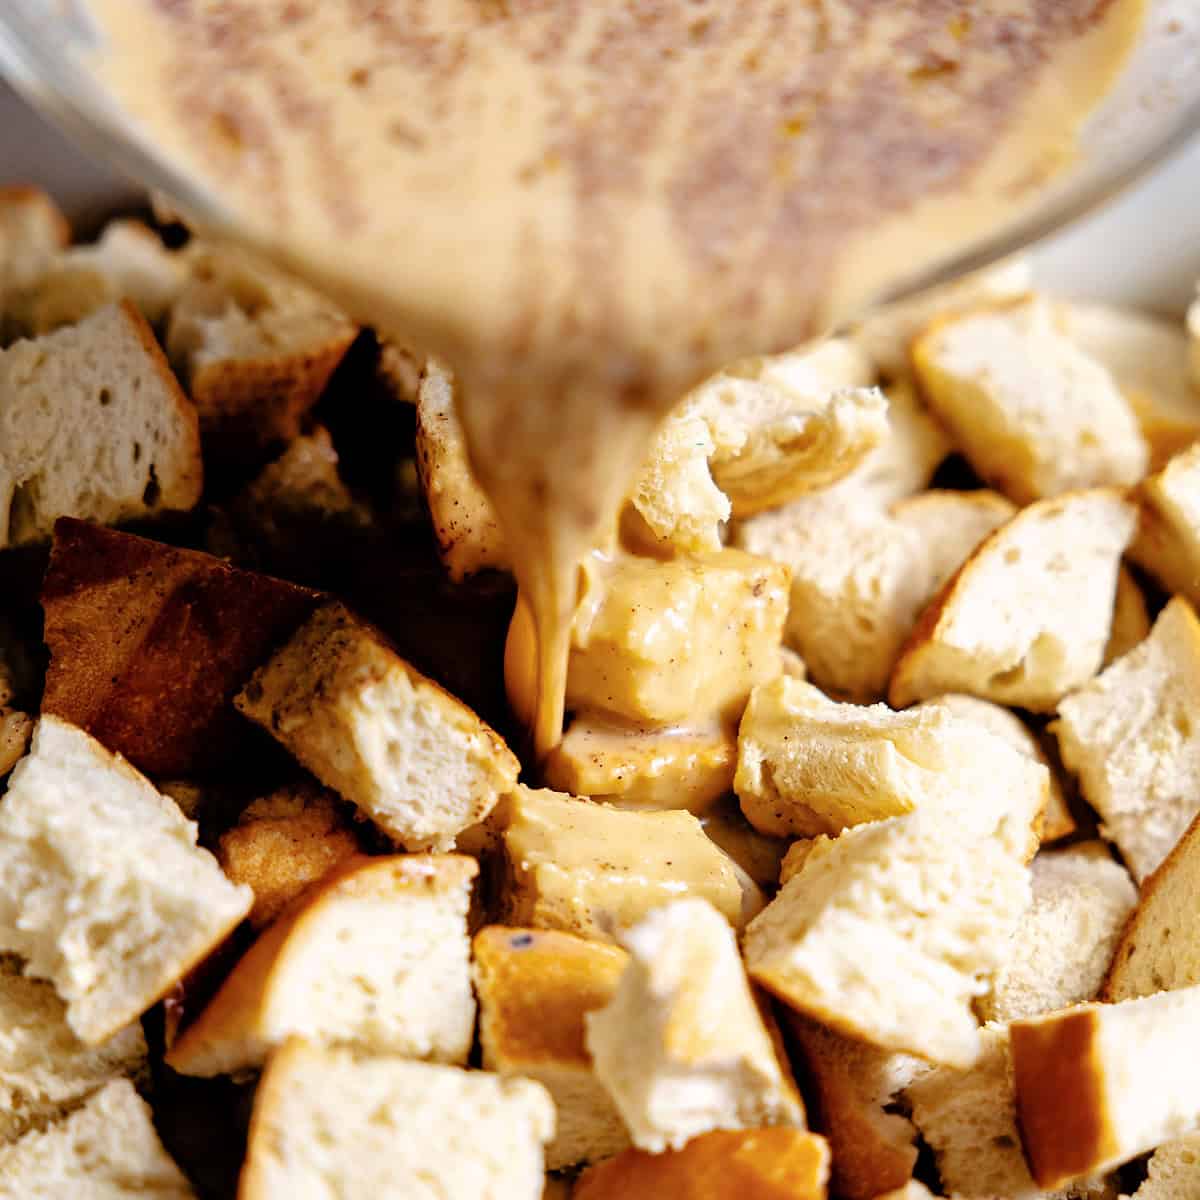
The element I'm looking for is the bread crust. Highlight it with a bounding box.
[1010,1007,1118,1189]
[573,1129,830,1200]
[41,519,320,776]
[167,854,476,1076]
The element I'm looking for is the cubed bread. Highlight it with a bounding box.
[0,1078,194,1199]
[683,338,882,516]
[543,715,735,813]
[625,408,730,554]
[0,186,69,296]
[41,519,320,777]
[166,243,357,450]
[734,489,1009,704]
[919,693,1074,842]
[785,1014,925,1200]
[906,1023,1109,1200]
[736,678,1047,859]
[498,787,750,940]
[216,783,363,929]
[980,844,1136,1024]
[236,601,519,851]
[0,717,251,1044]
[560,549,789,726]
[1190,292,1200,388]
[852,257,1032,378]
[744,812,1031,1066]
[1105,566,1151,667]
[6,220,188,337]
[167,854,476,1076]
[223,425,373,573]
[1129,441,1200,608]
[1126,1135,1200,1200]
[240,1040,554,1200]
[1103,810,1200,1002]
[1011,986,1200,1188]
[585,899,805,1152]
[870,1185,940,1200]
[573,1129,831,1200]
[890,490,1136,712]
[735,494,928,702]
[0,301,202,547]
[0,957,147,1146]
[911,296,1148,503]
[473,926,630,1169]
[1059,300,1200,469]
[1055,596,1200,882]
[890,489,1019,596]
[415,358,511,580]
[700,796,792,890]
[838,377,952,508]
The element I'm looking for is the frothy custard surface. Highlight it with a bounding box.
[85,0,1144,753]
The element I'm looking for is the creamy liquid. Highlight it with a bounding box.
[85,0,1144,755]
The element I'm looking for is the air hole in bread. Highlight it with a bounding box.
[142,467,160,507]
[98,387,111,407]
[1004,547,1021,565]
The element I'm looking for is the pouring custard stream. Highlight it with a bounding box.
[83,0,1144,757]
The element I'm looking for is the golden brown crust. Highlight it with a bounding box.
[786,1015,916,1200]
[472,926,627,1069]
[217,785,364,929]
[166,854,476,1074]
[190,331,357,449]
[238,1036,309,1200]
[1010,1008,1117,1189]
[573,1129,830,1199]
[1101,810,1200,1002]
[41,519,321,776]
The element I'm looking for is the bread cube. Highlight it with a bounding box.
[473,926,630,1169]
[415,358,511,580]
[1012,986,1200,1188]
[240,1041,553,1200]
[920,693,1074,842]
[736,678,1047,859]
[684,350,886,516]
[498,787,749,940]
[744,812,1031,1066]
[236,601,519,851]
[1055,596,1200,882]
[1104,810,1200,1002]
[981,844,1135,1024]
[166,243,357,450]
[1059,300,1200,470]
[890,489,1136,712]
[0,709,32,777]
[5,219,188,337]
[216,783,363,929]
[41,519,320,777]
[0,1079,194,1199]
[1126,1135,1200,1200]
[543,715,735,813]
[0,717,251,1044]
[1106,566,1151,666]
[852,257,1032,378]
[0,959,147,1146]
[785,1014,925,1200]
[565,550,789,725]
[735,495,928,702]
[167,855,476,1076]
[907,1023,1109,1200]
[1129,441,1200,609]
[625,408,730,554]
[0,186,69,297]
[0,302,201,547]
[585,899,805,1152]
[573,1129,831,1200]
[912,296,1148,503]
